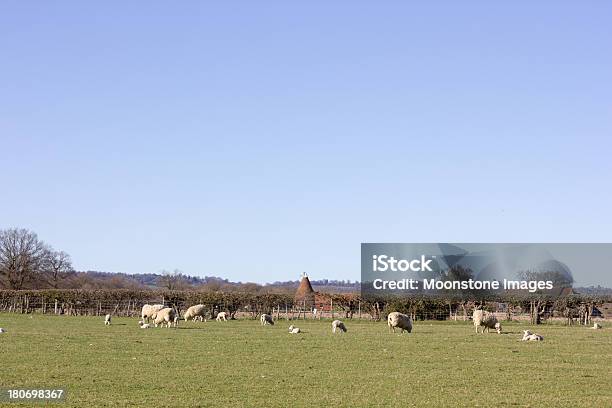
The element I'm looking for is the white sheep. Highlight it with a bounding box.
[141,304,165,323]
[216,311,228,321]
[260,314,274,326]
[472,308,502,334]
[184,304,207,322]
[521,330,544,341]
[332,320,347,333]
[0,328,5,333]
[288,325,301,334]
[592,322,602,329]
[388,312,412,334]
[152,307,178,328]
[104,314,111,325]
[139,320,152,329]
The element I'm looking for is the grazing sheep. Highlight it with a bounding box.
[592,322,602,329]
[141,304,165,323]
[521,330,544,341]
[260,314,274,326]
[184,304,207,322]
[152,307,178,328]
[288,325,301,334]
[332,320,347,333]
[104,314,111,325]
[0,328,5,333]
[387,312,412,334]
[216,311,228,321]
[472,308,502,334]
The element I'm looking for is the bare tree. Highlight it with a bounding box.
[45,250,75,288]
[0,228,50,289]
[518,269,573,288]
[158,269,187,290]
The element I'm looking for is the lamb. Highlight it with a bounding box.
[521,330,544,341]
[472,308,502,334]
[152,307,178,328]
[260,314,274,326]
[184,304,207,322]
[332,320,347,333]
[138,320,151,329]
[387,312,412,334]
[592,322,602,329]
[141,304,165,323]
[216,311,228,321]
[288,325,301,334]
[104,314,111,325]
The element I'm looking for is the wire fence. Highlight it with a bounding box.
[0,290,607,325]
[1,297,598,325]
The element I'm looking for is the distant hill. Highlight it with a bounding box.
[574,286,612,296]
[9,268,608,295]
[74,270,360,293]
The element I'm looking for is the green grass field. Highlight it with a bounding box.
[1,313,611,407]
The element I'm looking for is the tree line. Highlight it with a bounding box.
[0,289,609,326]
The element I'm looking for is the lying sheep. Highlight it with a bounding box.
[521,330,544,341]
[104,314,111,325]
[152,307,178,328]
[472,308,502,334]
[216,311,228,321]
[592,322,602,329]
[332,320,347,333]
[138,320,152,329]
[184,304,207,322]
[141,304,165,323]
[388,312,412,334]
[288,325,301,334]
[260,314,274,326]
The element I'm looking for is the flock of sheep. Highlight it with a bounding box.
[0,305,605,340]
[95,304,605,341]
[113,304,351,335]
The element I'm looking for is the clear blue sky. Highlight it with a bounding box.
[1,2,611,285]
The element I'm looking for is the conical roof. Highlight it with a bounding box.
[295,273,315,307]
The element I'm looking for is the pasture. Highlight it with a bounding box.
[1,313,611,407]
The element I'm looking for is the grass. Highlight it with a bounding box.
[1,313,611,407]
